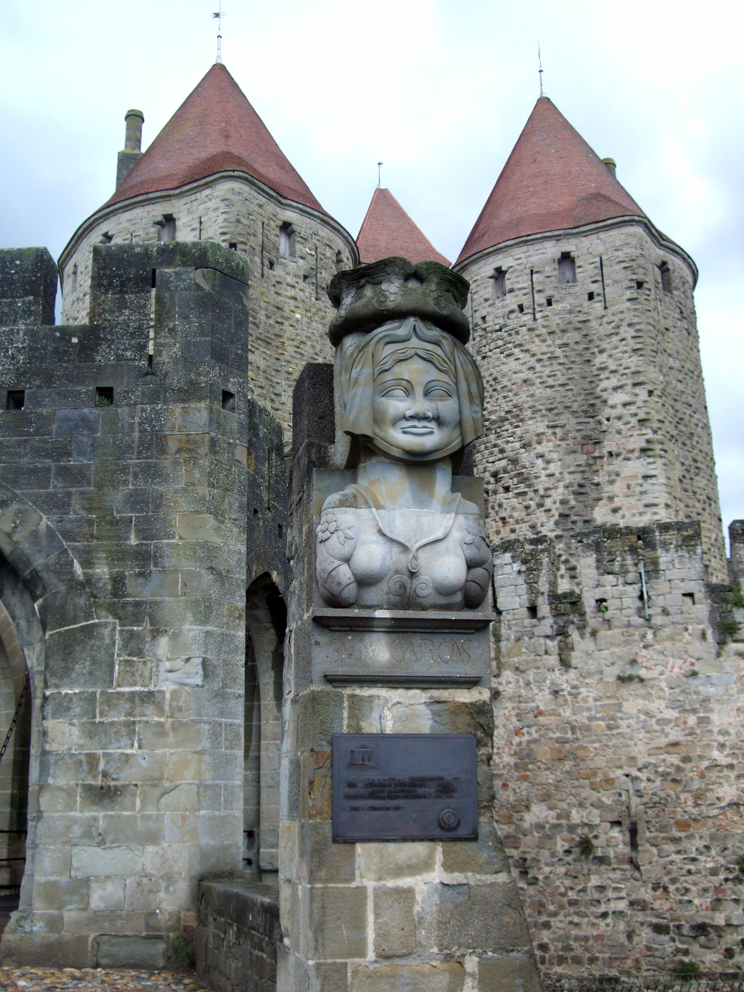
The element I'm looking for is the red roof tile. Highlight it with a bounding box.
[104,63,324,213]
[457,97,649,264]
[357,188,450,266]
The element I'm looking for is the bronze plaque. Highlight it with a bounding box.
[332,733,477,842]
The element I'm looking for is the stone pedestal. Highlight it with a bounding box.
[279,454,541,992]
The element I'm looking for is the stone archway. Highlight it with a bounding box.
[0,483,110,965]
[0,601,31,932]
[244,574,286,878]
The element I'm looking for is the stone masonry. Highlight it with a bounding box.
[489,521,744,973]
[456,217,727,584]
[452,210,744,977]
[59,175,358,441]
[0,242,284,966]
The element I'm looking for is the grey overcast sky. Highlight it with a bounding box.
[1,0,742,547]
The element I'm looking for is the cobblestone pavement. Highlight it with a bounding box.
[0,968,209,991]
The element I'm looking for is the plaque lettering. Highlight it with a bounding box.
[333,733,477,842]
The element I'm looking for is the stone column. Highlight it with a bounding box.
[279,261,541,992]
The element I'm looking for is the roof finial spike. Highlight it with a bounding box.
[377,162,383,188]
[538,43,545,97]
[212,3,226,63]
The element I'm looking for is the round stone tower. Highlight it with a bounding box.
[58,63,358,438]
[454,95,727,582]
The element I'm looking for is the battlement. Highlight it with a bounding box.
[0,248,57,328]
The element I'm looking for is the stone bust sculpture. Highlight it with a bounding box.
[317,258,492,611]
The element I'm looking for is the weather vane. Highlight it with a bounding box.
[213,3,226,64]
[538,43,545,97]
[377,162,383,188]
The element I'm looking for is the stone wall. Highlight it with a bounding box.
[197,880,280,992]
[58,174,358,441]
[0,243,280,966]
[456,218,727,584]
[488,519,744,976]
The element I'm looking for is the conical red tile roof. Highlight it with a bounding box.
[457,97,648,264]
[357,187,450,266]
[104,63,324,213]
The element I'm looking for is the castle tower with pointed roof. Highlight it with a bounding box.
[455,95,726,583]
[59,63,358,436]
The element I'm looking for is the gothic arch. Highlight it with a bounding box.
[244,573,286,877]
[0,582,34,922]
[0,483,100,931]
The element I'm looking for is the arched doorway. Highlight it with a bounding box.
[0,602,31,935]
[244,575,286,878]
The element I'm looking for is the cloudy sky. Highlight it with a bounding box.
[1,0,742,546]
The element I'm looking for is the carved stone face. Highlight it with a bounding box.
[372,352,463,459]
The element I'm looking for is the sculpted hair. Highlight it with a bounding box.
[341,317,484,463]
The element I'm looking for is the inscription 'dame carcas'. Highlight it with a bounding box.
[327,634,472,667]
[309,616,492,687]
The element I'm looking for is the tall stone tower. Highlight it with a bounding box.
[450,96,744,978]
[59,63,358,439]
[455,95,726,583]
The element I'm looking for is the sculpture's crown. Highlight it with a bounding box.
[328,257,470,346]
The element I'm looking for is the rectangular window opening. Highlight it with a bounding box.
[491,267,507,299]
[151,268,157,289]
[229,242,238,252]
[636,280,644,290]
[279,222,296,257]
[659,261,672,294]
[6,390,25,411]
[95,387,114,407]
[558,252,577,284]
[526,605,537,620]
[587,291,595,301]
[157,214,176,242]
[517,303,525,314]
[546,297,553,307]
[682,593,695,609]
[222,390,236,412]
